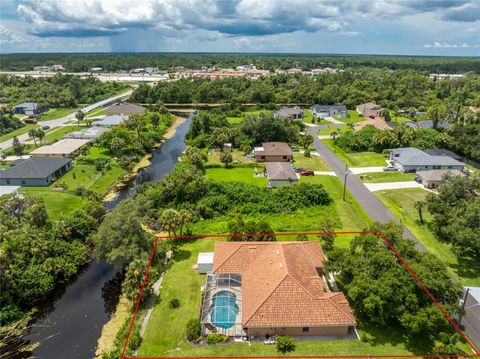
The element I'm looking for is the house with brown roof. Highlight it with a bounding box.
[200,242,356,338]
[356,102,384,118]
[254,142,293,162]
[354,117,392,132]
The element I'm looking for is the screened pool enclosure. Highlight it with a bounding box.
[200,273,245,337]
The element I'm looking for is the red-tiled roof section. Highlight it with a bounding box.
[212,241,356,328]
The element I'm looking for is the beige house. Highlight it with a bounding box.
[254,142,293,162]
[30,139,90,158]
[356,103,384,118]
[200,242,356,338]
[416,169,464,189]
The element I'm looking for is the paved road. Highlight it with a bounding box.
[306,125,426,251]
[0,90,132,150]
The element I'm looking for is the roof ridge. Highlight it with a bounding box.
[325,292,356,323]
[215,242,268,272]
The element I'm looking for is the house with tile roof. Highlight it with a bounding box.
[200,242,356,338]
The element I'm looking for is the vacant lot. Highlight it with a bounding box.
[20,187,84,220]
[293,153,331,171]
[206,150,256,166]
[360,172,416,183]
[323,139,387,167]
[333,110,364,124]
[375,188,480,286]
[226,110,271,124]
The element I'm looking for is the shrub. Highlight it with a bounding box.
[186,318,201,343]
[358,329,374,343]
[128,326,142,350]
[74,184,86,196]
[276,336,296,354]
[206,333,229,344]
[169,298,180,309]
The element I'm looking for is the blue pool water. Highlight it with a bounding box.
[209,291,239,329]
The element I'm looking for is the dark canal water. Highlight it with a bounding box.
[18,115,192,359]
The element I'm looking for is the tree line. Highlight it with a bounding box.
[1,53,479,73]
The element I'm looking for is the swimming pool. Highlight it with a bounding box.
[209,291,239,329]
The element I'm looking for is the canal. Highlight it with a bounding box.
[21,115,192,359]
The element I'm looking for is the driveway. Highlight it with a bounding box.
[0,90,132,150]
[305,125,426,251]
[364,181,425,192]
[350,166,386,174]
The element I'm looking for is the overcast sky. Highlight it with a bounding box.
[0,0,479,56]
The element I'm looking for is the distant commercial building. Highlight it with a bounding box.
[0,157,72,186]
[388,147,464,173]
[14,102,48,117]
[311,104,347,118]
[30,139,90,157]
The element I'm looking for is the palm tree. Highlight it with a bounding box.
[330,129,340,140]
[240,140,252,155]
[75,110,85,127]
[36,129,45,145]
[28,128,38,147]
[414,201,425,224]
[160,209,181,237]
[434,333,464,356]
[177,209,192,236]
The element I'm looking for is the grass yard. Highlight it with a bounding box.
[226,110,271,124]
[292,153,331,171]
[138,234,463,357]
[205,167,267,186]
[0,124,39,143]
[39,125,87,144]
[323,139,387,167]
[86,106,107,117]
[360,172,416,183]
[20,187,84,219]
[390,115,411,124]
[375,188,480,286]
[333,110,364,124]
[38,107,80,121]
[317,125,350,136]
[206,150,256,166]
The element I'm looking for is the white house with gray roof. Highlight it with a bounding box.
[0,157,72,186]
[311,105,347,118]
[388,147,464,173]
[273,106,304,120]
[265,162,299,188]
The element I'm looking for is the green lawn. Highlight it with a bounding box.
[20,187,84,219]
[38,107,80,121]
[226,110,271,124]
[206,150,256,166]
[390,115,412,124]
[375,188,480,286]
[333,110,364,124]
[86,107,106,117]
[205,167,267,186]
[323,139,387,167]
[292,153,331,171]
[138,233,463,357]
[0,124,39,143]
[38,125,87,144]
[317,125,350,136]
[360,172,416,183]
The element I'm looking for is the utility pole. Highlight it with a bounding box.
[458,287,470,327]
[342,164,348,201]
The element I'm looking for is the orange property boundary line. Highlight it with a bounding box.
[121,231,480,359]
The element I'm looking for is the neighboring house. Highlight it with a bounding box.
[93,115,128,127]
[404,120,450,129]
[388,147,464,173]
[64,126,109,141]
[311,104,348,118]
[0,157,72,186]
[105,102,146,116]
[273,106,304,120]
[14,102,48,117]
[286,67,302,74]
[196,252,214,274]
[30,139,90,157]
[265,162,299,188]
[416,169,464,189]
[200,242,356,337]
[354,118,392,131]
[356,103,384,118]
[462,287,480,350]
[254,142,293,162]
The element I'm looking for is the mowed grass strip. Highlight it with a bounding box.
[323,139,387,167]
[375,188,480,286]
[360,172,416,183]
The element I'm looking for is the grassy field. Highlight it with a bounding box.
[226,110,271,124]
[38,107,80,121]
[137,232,467,357]
[206,150,256,166]
[20,187,84,220]
[292,153,331,171]
[360,172,416,183]
[0,124,39,143]
[323,139,387,167]
[375,188,480,286]
[333,110,364,124]
[205,167,267,186]
[317,125,350,136]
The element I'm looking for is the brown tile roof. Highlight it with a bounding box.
[212,242,356,328]
[257,142,292,156]
[354,118,392,131]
